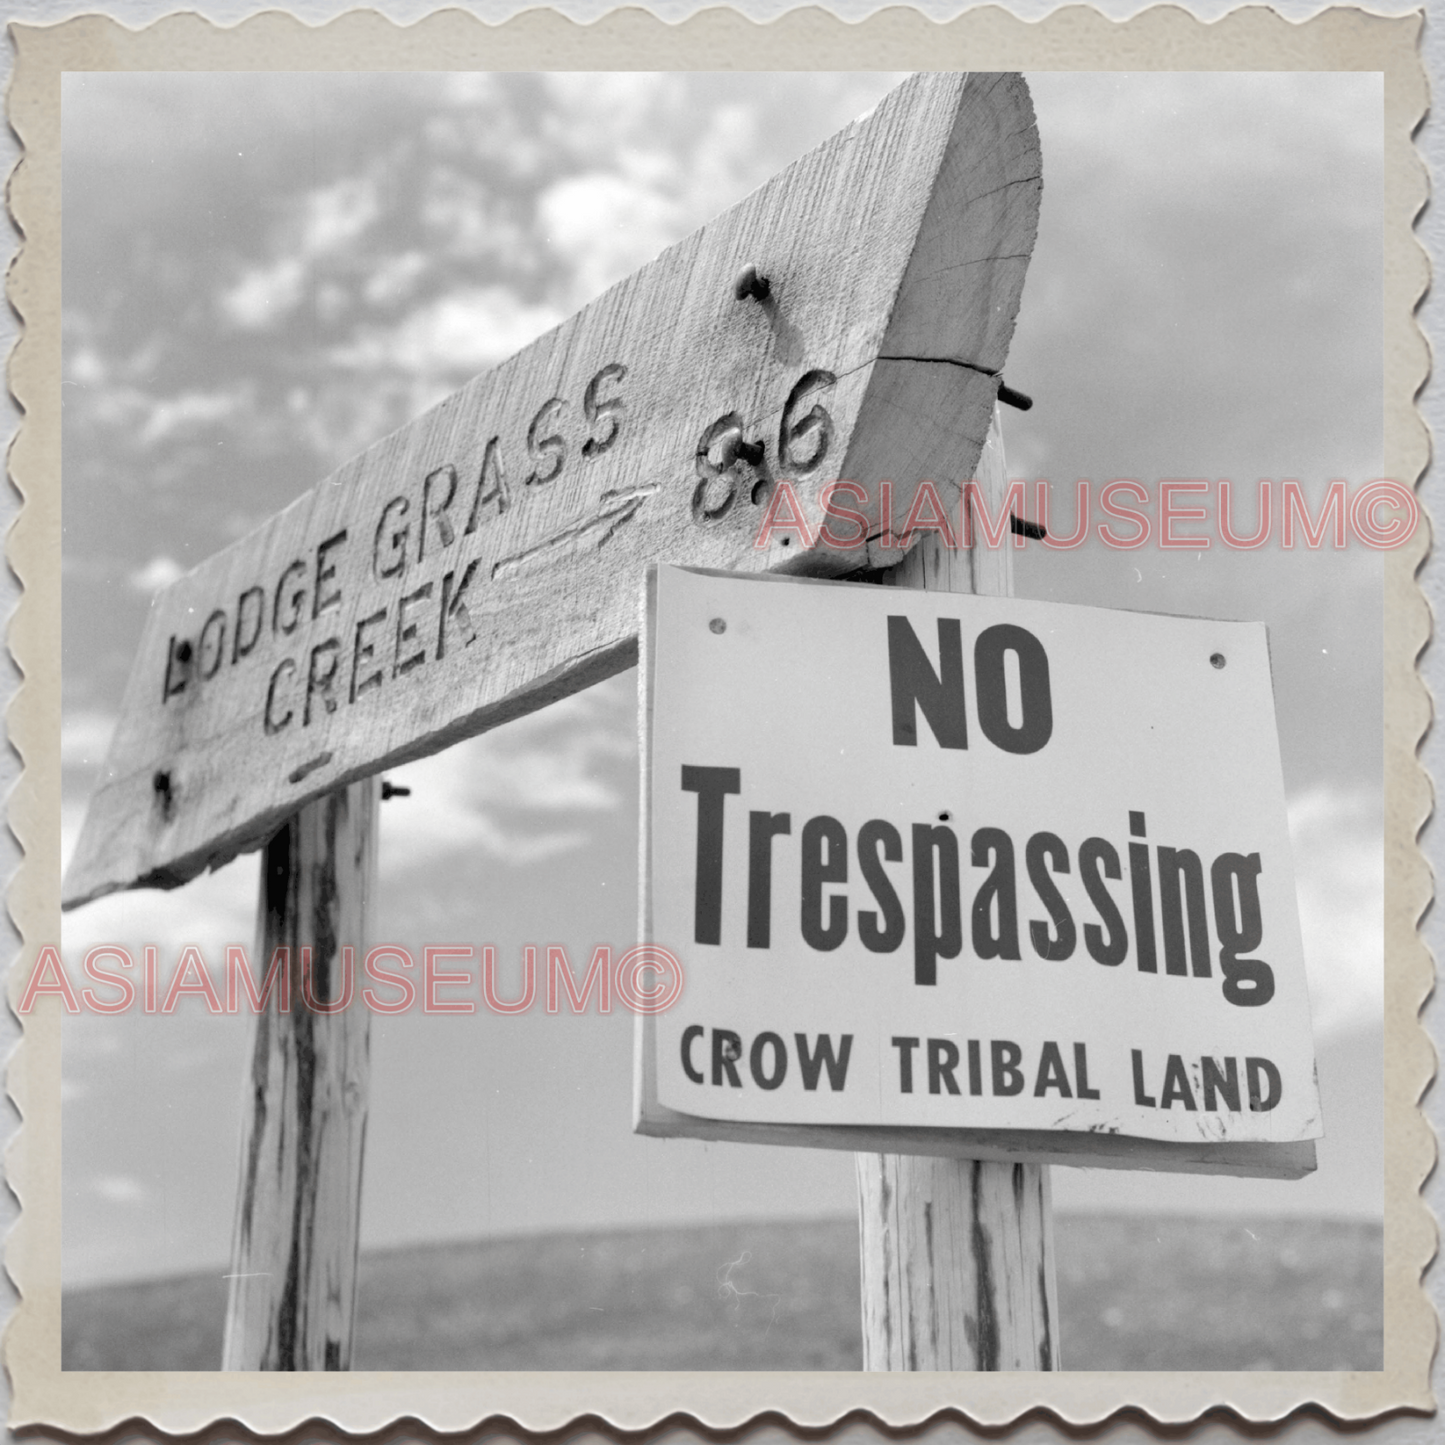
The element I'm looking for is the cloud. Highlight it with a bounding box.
[1287,786,1383,1040]
[542,72,682,156]
[127,555,186,594]
[138,387,250,446]
[83,377,256,459]
[363,250,429,307]
[419,168,534,267]
[61,710,116,773]
[219,174,381,332]
[329,286,565,378]
[68,345,106,385]
[301,175,380,256]
[1011,72,1383,486]
[531,84,775,310]
[537,171,684,305]
[93,1175,147,1205]
[219,256,307,330]
[377,676,636,875]
[61,801,260,957]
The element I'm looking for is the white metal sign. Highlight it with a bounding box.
[636,565,1321,1177]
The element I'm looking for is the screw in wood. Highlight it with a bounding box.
[380,780,412,800]
[1210,653,1227,669]
[733,263,771,303]
[709,618,727,634]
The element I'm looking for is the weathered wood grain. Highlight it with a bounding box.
[221,779,375,1371]
[63,70,1042,908]
[856,1152,1058,1370]
[854,404,1056,1372]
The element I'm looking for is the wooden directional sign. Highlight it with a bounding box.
[635,566,1320,1179]
[63,72,1042,909]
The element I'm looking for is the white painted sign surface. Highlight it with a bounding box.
[637,565,1321,1173]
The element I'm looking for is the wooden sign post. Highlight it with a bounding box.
[64,72,1055,1372]
[858,408,1058,1371]
[221,779,377,1371]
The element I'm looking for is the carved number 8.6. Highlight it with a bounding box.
[691,368,837,526]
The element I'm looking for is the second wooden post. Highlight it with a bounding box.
[856,405,1061,1371]
[222,777,378,1371]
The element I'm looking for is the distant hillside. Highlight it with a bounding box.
[63,1212,1381,1372]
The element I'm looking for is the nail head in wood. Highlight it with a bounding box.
[733,263,771,303]
[715,426,765,470]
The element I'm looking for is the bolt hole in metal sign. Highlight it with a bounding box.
[636,565,1321,1178]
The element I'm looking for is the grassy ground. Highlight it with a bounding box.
[62,1212,1382,1372]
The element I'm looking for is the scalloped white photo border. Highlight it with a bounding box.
[4,5,1432,1433]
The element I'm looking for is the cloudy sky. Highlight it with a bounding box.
[59,71,1385,1288]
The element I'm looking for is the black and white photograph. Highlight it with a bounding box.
[44,58,1394,1393]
